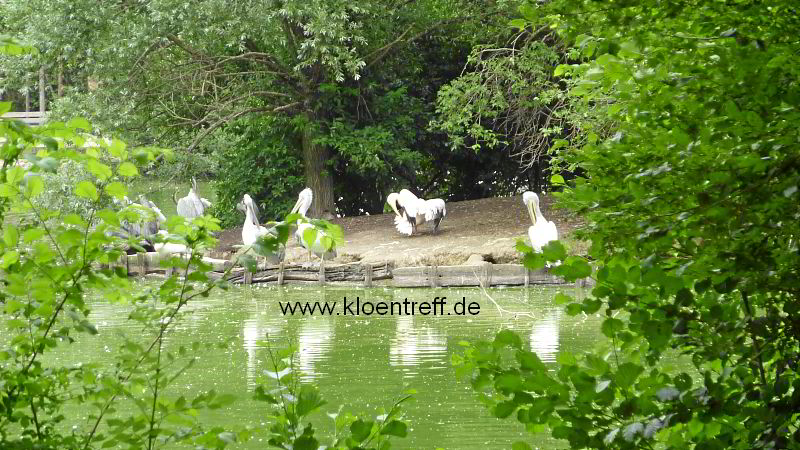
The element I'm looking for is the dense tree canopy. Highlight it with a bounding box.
[459,0,800,448]
[1,0,532,220]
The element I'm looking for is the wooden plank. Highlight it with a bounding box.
[1,112,46,118]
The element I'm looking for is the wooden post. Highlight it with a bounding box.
[429,265,438,288]
[363,263,372,287]
[524,268,530,287]
[484,263,493,287]
[318,261,326,284]
[244,270,253,285]
[277,262,285,285]
[39,67,46,113]
[137,253,145,276]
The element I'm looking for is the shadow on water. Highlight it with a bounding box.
[51,284,601,449]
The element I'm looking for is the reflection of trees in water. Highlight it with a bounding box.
[529,308,561,363]
[389,315,447,377]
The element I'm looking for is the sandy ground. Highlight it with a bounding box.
[213,194,581,267]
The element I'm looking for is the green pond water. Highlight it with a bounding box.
[50,284,601,449]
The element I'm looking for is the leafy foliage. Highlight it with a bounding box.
[1,0,536,217]
[458,1,800,448]
[0,38,379,448]
[254,341,411,450]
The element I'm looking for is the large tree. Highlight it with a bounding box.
[5,0,516,216]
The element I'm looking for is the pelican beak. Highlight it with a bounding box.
[387,201,400,217]
[526,200,537,226]
[290,197,302,214]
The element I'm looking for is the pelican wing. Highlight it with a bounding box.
[200,197,212,208]
[177,195,204,218]
[397,189,420,219]
[422,198,446,222]
[393,215,414,236]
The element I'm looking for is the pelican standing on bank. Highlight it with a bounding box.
[523,191,558,252]
[295,222,337,261]
[239,194,271,246]
[386,189,446,236]
[237,194,285,264]
[289,188,337,260]
[176,177,212,219]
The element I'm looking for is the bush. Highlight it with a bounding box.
[458,1,800,449]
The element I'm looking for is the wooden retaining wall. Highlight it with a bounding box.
[102,252,587,288]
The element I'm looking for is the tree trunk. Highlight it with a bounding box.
[39,67,46,113]
[301,121,336,218]
[58,62,64,97]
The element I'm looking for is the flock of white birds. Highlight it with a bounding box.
[116,181,559,264]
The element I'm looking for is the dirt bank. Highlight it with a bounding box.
[213,194,581,267]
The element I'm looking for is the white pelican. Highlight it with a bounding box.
[386,189,446,236]
[175,177,212,219]
[153,230,189,256]
[295,222,337,261]
[238,194,284,264]
[138,195,166,238]
[112,196,165,253]
[523,191,558,252]
[290,187,313,217]
[239,194,271,246]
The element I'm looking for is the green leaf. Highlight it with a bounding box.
[2,250,19,268]
[614,362,643,389]
[292,435,318,450]
[554,293,573,304]
[75,181,99,200]
[380,420,408,437]
[542,240,567,262]
[556,351,577,366]
[109,139,128,159]
[512,441,533,450]
[350,419,374,442]
[67,117,92,131]
[117,162,139,177]
[493,400,516,418]
[3,224,19,246]
[296,385,326,417]
[25,175,44,197]
[601,317,625,337]
[23,228,45,243]
[104,182,128,200]
[494,329,522,348]
[7,167,25,184]
[87,159,113,181]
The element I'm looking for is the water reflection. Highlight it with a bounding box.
[529,308,561,363]
[296,316,335,381]
[61,285,602,449]
[242,298,286,387]
[389,315,447,376]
